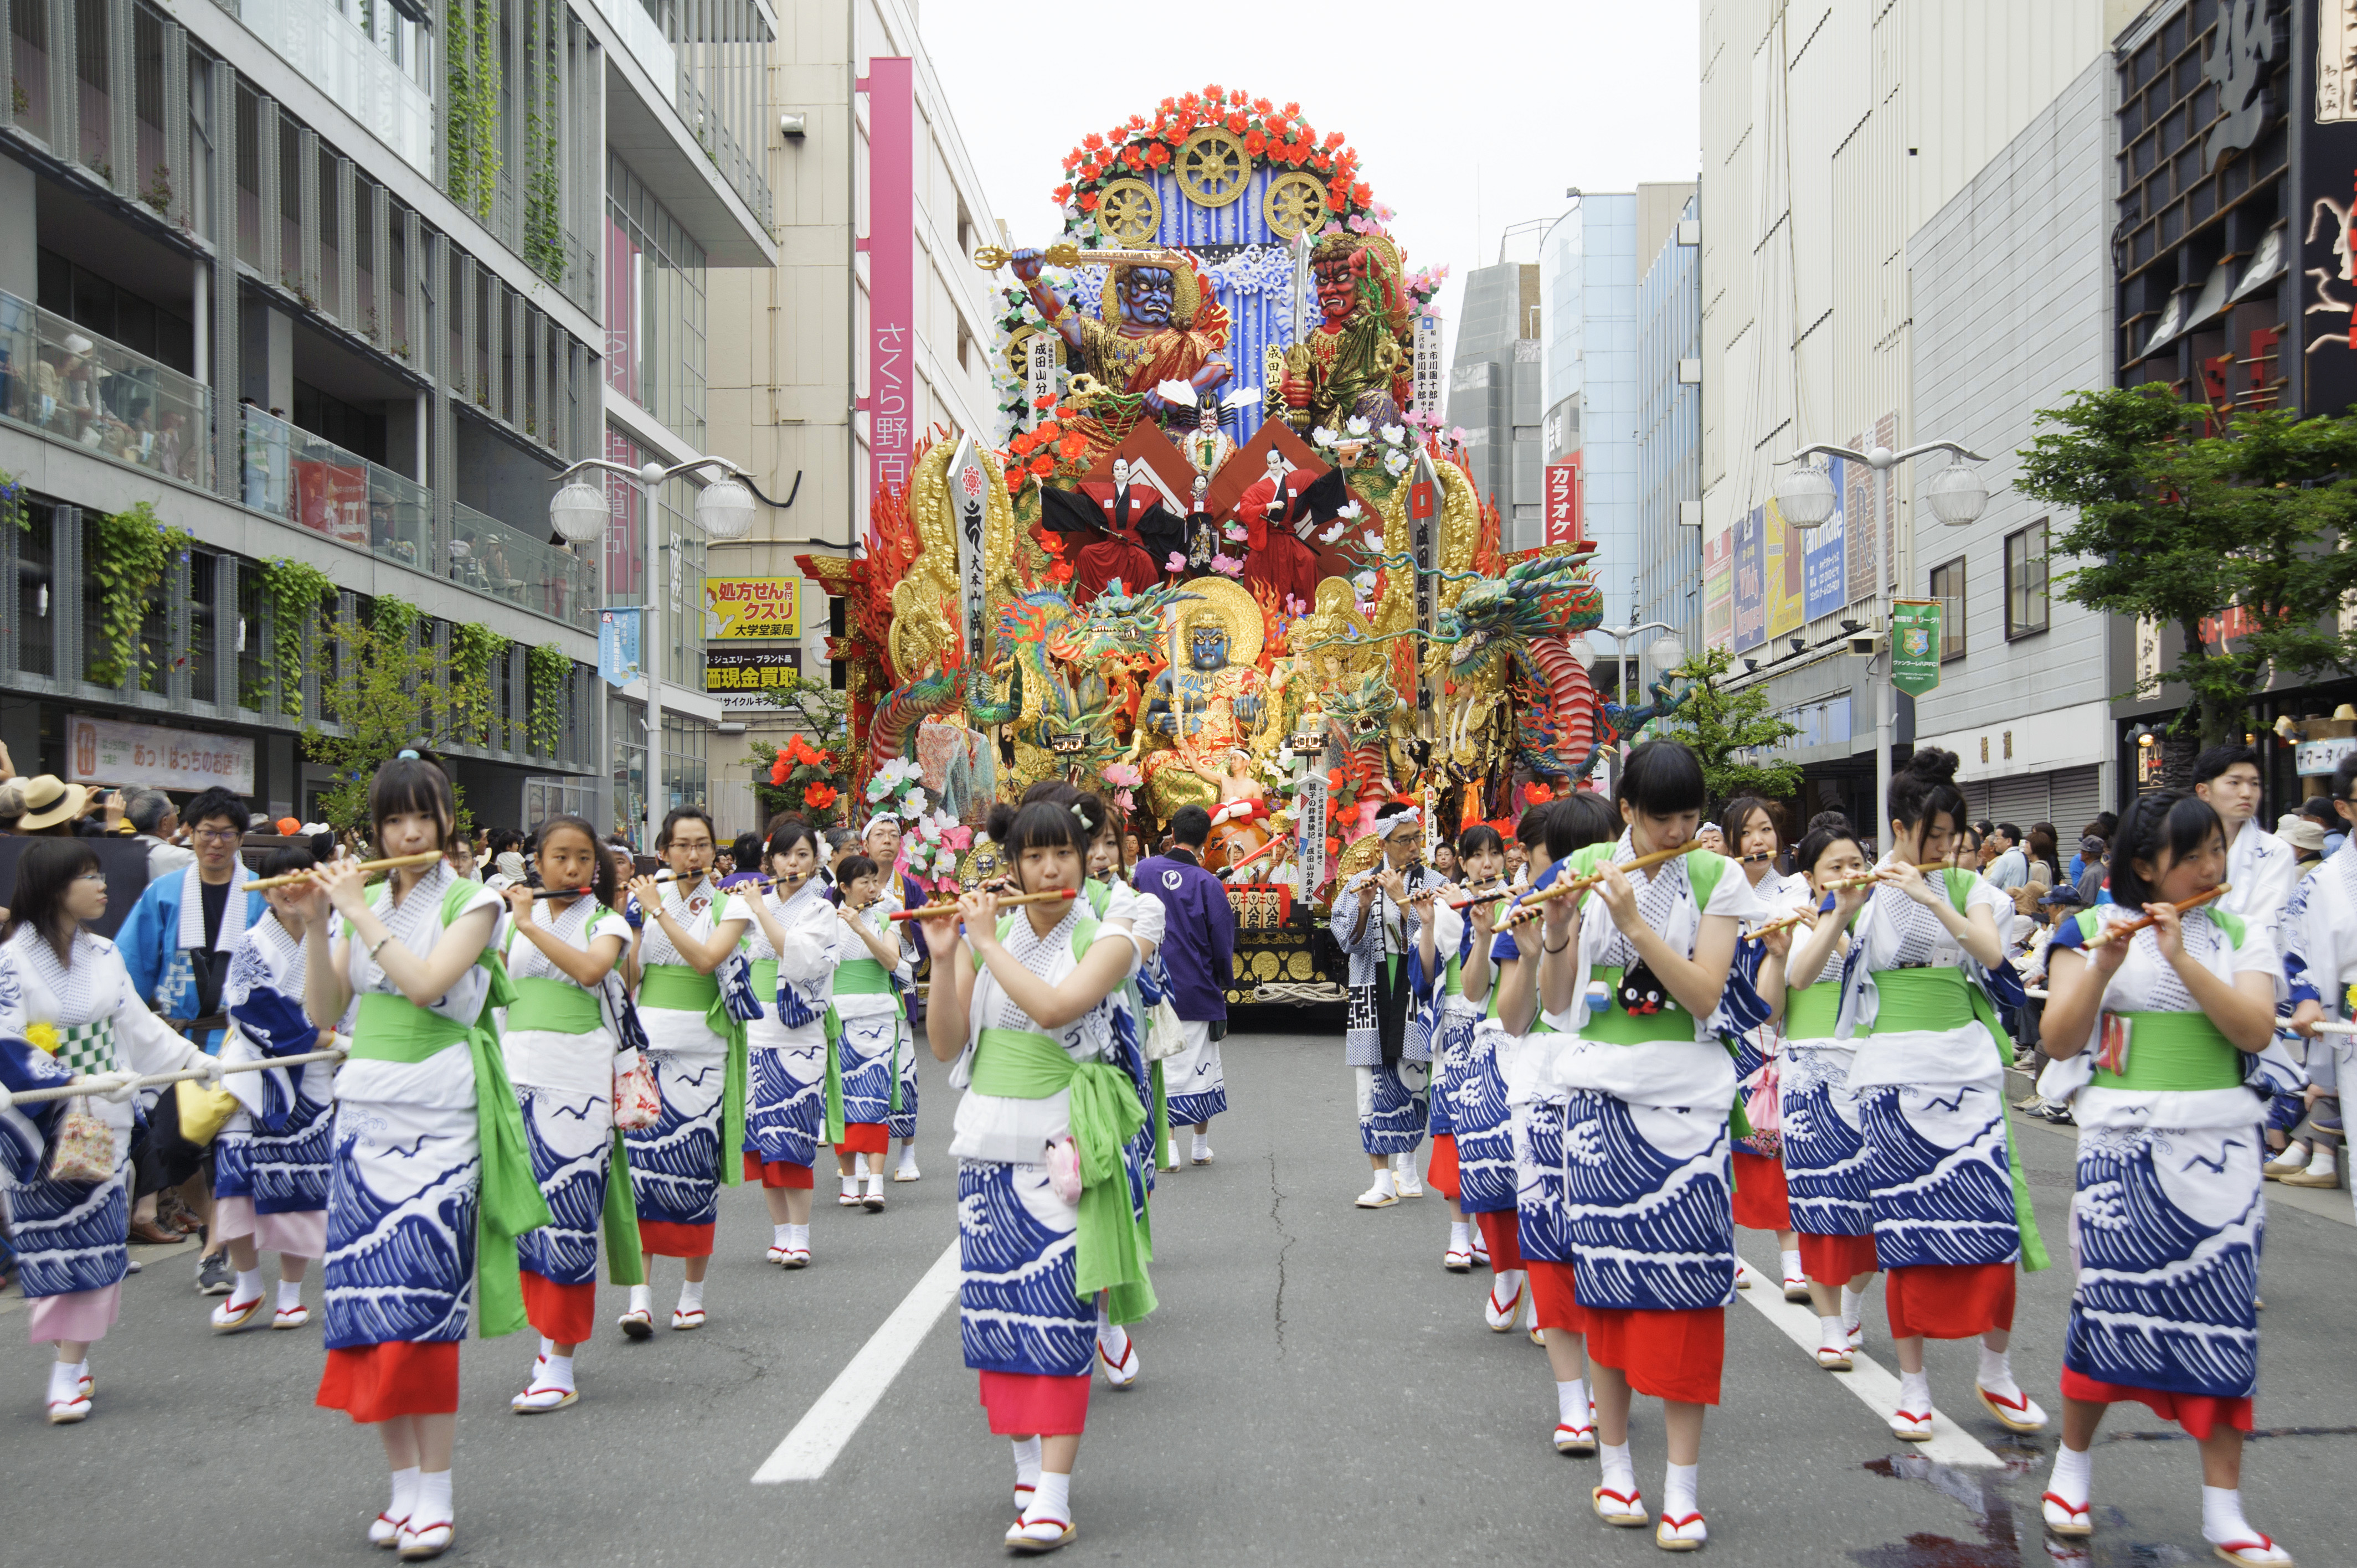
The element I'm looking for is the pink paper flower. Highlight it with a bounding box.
[1166,551,1187,572]
[1210,553,1243,577]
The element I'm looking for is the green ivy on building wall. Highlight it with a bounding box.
[527,643,569,754]
[89,502,193,689]
[444,0,503,223]
[260,556,337,717]
[522,0,566,283]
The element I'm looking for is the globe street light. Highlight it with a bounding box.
[1772,436,1989,845]
[549,452,765,850]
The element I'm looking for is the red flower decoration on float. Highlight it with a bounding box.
[1049,87,1382,230]
[804,783,838,811]
[1144,142,1169,167]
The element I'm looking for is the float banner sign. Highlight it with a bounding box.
[703,577,802,640]
[68,715,254,793]
[1890,599,1943,697]
[864,57,915,502]
[1296,767,1329,895]
[599,609,643,688]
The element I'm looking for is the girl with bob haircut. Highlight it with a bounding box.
[1,838,212,1425]
[208,843,337,1337]
[732,817,836,1257]
[299,747,542,1559]
[1420,821,1507,1275]
[1529,738,1771,1550]
[1782,747,2051,1448]
[620,806,750,1335]
[915,796,1149,1554]
[1718,795,1815,1302]
[1772,817,1888,1369]
[497,814,635,1412]
[2034,792,2291,1566]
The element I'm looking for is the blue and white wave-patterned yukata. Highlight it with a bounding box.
[626,878,742,1249]
[2281,850,2357,1226]
[216,914,333,1258]
[501,896,631,1297]
[321,865,507,1356]
[0,927,204,1344]
[947,905,1140,1419]
[887,888,923,1140]
[1331,864,1441,1155]
[1777,902,1876,1260]
[734,880,834,1173]
[2039,905,2276,1428]
[829,896,909,1141]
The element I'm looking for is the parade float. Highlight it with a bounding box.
[800,86,1680,1004]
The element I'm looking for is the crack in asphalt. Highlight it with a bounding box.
[1268,1147,1293,1356]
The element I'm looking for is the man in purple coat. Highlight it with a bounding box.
[1133,805,1237,1167]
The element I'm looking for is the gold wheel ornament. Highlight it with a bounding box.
[1096,178,1161,245]
[1177,128,1250,207]
[1263,172,1327,239]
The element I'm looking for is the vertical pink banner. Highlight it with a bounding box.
[864,58,914,512]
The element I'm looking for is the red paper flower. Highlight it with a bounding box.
[1326,185,1348,211]
[1052,183,1072,203]
[804,783,838,811]
[1078,192,1099,213]
[1029,453,1056,476]
[1322,130,1345,150]
[1326,835,1341,861]
[1121,145,1144,171]
[1143,141,1169,167]
[1203,83,1224,102]
[1047,562,1073,584]
[1252,96,1272,114]
[1524,782,1556,804]
[1352,182,1372,206]
[1313,152,1332,173]
[1082,132,1105,151]
[1126,113,1146,130]
[1031,392,1058,410]
[769,755,790,786]
[1225,111,1248,133]
[1243,128,1266,156]
[1282,101,1301,116]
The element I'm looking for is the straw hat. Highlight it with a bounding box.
[17,774,91,831]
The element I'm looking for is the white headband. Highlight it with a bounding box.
[1384,807,1422,832]
[863,813,900,838]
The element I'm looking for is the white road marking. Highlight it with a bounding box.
[1731,1257,2003,1468]
[752,1239,964,1483]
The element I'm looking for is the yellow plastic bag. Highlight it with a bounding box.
[173,1077,239,1147]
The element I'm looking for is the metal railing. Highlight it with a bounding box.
[0,290,215,490]
[448,498,596,631]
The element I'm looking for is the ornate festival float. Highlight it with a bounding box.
[802,86,1680,1005]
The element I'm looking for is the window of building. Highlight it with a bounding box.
[2004,521,2049,639]
[1929,557,1966,663]
[15,499,54,678]
[661,710,707,817]
[188,550,218,699]
[605,155,707,442]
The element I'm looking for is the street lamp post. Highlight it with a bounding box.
[1772,440,1988,847]
[1571,621,1684,791]
[549,456,756,852]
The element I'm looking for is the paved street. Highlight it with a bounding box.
[6,1023,2353,1567]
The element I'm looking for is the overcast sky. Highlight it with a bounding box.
[916,0,1704,362]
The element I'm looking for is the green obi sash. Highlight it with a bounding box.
[1858,962,2050,1273]
[749,957,779,1007]
[349,992,552,1338]
[1150,1058,1169,1169]
[836,957,892,994]
[2093,1010,2245,1092]
[970,1025,1156,1326]
[500,977,642,1284]
[639,963,747,1189]
[1579,966,1702,1046]
[1785,982,1843,1039]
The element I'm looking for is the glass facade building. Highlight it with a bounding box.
[1636,193,1701,657]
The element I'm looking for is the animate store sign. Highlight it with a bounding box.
[68,716,254,793]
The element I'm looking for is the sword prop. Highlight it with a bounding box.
[973,242,1190,272]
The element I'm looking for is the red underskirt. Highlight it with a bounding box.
[1886,1262,2014,1340]
[1425,1133,1460,1201]
[1475,1209,1524,1271]
[835,1122,889,1155]
[316,1342,460,1422]
[2058,1369,2253,1441]
[1582,1306,1725,1405]
[1527,1259,1587,1334]
[742,1152,815,1189]
[636,1219,715,1258]
[1730,1151,1792,1231]
[977,1371,1091,1436]
[521,1268,596,1345]
[1798,1231,1881,1286]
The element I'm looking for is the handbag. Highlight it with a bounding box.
[1044,1134,1084,1206]
[45,1096,116,1183]
[612,1047,662,1131]
[1741,1054,1783,1159]
[1142,998,1189,1062]
[173,1077,239,1147]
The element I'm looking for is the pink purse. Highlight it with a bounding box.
[1743,1056,1783,1158]
[613,1051,662,1131]
[1044,1135,1083,1206]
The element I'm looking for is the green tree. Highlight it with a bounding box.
[745,673,854,828]
[2016,385,2357,748]
[305,600,498,834]
[1654,645,1803,805]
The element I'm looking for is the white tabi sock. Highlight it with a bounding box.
[1371,1168,1397,1199]
[1191,1132,1211,1158]
[1598,1440,1636,1497]
[1818,1314,1847,1352]
[1897,1369,1932,1415]
[1840,1282,1867,1337]
[276,1278,304,1312]
[542,1353,576,1392]
[1011,1436,1042,1490]
[1025,1469,1072,1526]
[2202,1486,2260,1547]
[538,1335,557,1359]
[413,1469,452,1527]
[896,1144,918,1171]
[1779,1248,1803,1282]
[388,1466,420,1523]
[854,1153,869,1178]
[840,1174,859,1198]
[1491,1267,1525,1305]
[2047,1444,2092,1508]
[678,1278,705,1312]
[1449,1220,1471,1251]
[773,1223,793,1249]
[232,1267,263,1303]
[1098,1318,1129,1359]
[628,1283,653,1316]
[2304,1144,2337,1175]
[46,1360,81,1405]
[786,1223,810,1251]
[864,1172,885,1198]
[1663,1461,1700,1519]
[1556,1378,1589,1427]
[1976,1343,2021,1399]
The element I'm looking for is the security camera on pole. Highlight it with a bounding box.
[548,458,759,850]
[1771,440,1988,842]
